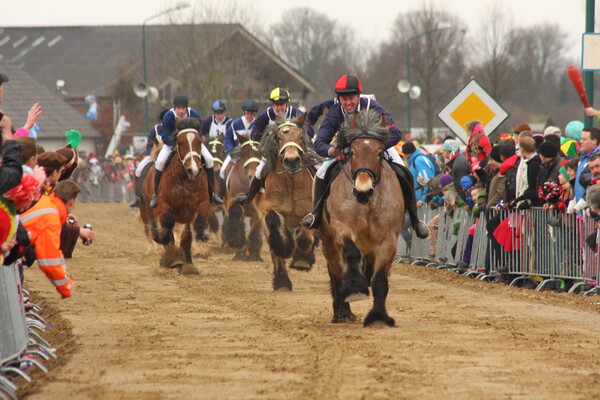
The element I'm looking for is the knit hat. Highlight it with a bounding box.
[460,175,475,192]
[566,120,584,142]
[544,126,561,137]
[442,139,459,152]
[65,129,82,149]
[513,123,531,134]
[532,133,544,148]
[439,173,453,187]
[402,141,416,155]
[472,124,485,135]
[490,145,502,163]
[559,166,570,182]
[537,141,557,158]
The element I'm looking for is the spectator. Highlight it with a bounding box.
[537,141,563,185]
[574,127,600,204]
[498,144,519,206]
[37,152,67,193]
[402,141,437,205]
[512,123,532,150]
[511,136,541,208]
[442,139,470,200]
[466,120,491,164]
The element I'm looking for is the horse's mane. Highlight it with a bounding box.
[168,117,200,143]
[259,118,322,175]
[335,109,390,151]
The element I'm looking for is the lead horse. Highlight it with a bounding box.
[255,115,321,290]
[139,118,210,274]
[318,110,405,326]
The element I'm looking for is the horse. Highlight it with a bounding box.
[318,110,405,326]
[221,136,263,260]
[139,118,211,274]
[254,115,322,290]
[206,135,226,235]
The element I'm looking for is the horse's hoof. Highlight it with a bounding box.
[245,255,263,262]
[274,286,292,292]
[363,310,395,327]
[289,260,312,272]
[332,313,357,323]
[180,263,200,275]
[345,293,369,302]
[169,260,184,269]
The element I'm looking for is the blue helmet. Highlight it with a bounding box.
[212,100,227,113]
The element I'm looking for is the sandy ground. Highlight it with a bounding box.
[14,203,600,399]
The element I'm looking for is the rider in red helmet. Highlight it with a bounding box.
[299,74,429,238]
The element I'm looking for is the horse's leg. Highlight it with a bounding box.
[193,213,209,242]
[272,253,292,291]
[152,211,175,245]
[222,203,247,258]
[180,223,200,275]
[330,276,356,323]
[246,217,263,262]
[208,210,220,234]
[340,238,369,302]
[363,266,395,327]
[289,228,316,272]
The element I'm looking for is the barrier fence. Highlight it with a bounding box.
[0,263,55,399]
[396,206,600,295]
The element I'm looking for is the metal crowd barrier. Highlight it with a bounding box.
[395,205,600,295]
[0,263,55,399]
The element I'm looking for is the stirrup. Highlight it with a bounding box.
[234,194,248,205]
[149,194,158,208]
[211,192,224,205]
[129,196,140,208]
[299,213,316,229]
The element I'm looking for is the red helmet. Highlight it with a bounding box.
[335,74,362,96]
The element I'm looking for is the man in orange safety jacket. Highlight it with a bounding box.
[20,180,81,298]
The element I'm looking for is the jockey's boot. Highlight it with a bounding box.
[234,176,262,205]
[207,167,224,205]
[128,175,143,207]
[388,162,429,239]
[300,176,328,229]
[149,169,162,208]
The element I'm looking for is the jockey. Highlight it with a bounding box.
[200,100,233,140]
[129,109,167,207]
[220,99,259,180]
[234,88,303,204]
[298,74,429,238]
[149,95,223,208]
[306,98,338,139]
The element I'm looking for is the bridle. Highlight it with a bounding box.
[240,140,262,169]
[208,139,224,165]
[176,128,203,168]
[349,136,384,188]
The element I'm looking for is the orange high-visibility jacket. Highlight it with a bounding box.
[20,193,74,298]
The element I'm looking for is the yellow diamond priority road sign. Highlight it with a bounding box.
[437,79,509,144]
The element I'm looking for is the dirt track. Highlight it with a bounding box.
[16,203,600,399]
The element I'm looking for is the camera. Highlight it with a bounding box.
[82,223,93,245]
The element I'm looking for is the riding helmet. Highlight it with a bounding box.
[269,87,290,104]
[173,95,189,108]
[242,99,259,112]
[212,100,227,113]
[335,74,362,96]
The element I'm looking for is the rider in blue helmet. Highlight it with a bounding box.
[200,100,233,141]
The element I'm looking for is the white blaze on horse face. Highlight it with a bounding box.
[186,132,199,175]
[355,173,374,192]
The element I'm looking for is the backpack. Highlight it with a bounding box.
[415,153,441,176]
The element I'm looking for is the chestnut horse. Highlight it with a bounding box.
[206,136,226,235]
[139,118,211,274]
[221,137,263,260]
[255,116,322,290]
[318,110,405,326]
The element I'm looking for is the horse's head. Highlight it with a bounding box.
[276,114,306,173]
[339,111,390,204]
[207,137,225,172]
[175,118,203,179]
[239,138,262,180]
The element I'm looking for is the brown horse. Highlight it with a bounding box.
[221,137,263,260]
[254,115,322,290]
[139,118,211,274]
[318,110,405,326]
[206,136,226,235]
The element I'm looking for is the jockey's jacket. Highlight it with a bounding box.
[225,115,256,154]
[20,193,74,298]
[145,123,162,156]
[201,115,232,140]
[313,97,403,158]
[161,107,202,146]
[250,105,302,141]
[306,98,337,138]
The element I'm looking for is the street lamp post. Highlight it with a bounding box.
[142,2,190,132]
[401,23,452,135]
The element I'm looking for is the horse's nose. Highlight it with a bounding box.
[283,156,301,170]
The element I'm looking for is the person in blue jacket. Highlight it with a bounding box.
[234,88,303,204]
[220,99,259,180]
[299,74,429,238]
[402,141,437,204]
[306,98,337,138]
[200,100,232,140]
[149,94,223,208]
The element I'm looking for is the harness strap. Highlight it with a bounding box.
[241,140,260,149]
[177,128,198,136]
[213,157,224,165]
[243,157,261,168]
[208,139,223,146]
[278,141,304,155]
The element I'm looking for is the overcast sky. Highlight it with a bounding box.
[2,0,588,61]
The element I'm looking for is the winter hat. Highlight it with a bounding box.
[478,158,489,169]
[442,139,460,152]
[472,124,485,135]
[65,129,82,149]
[544,126,561,137]
[56,147,79,181]
[537,141,558,158]
[401,141,416,155]
[490,145,502,163]
[566,120,584,142]
[532,133,544,148]
[439,173,453,187]
[460,175,475,192]
[559,165,570,182]
[13,128,30,138]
